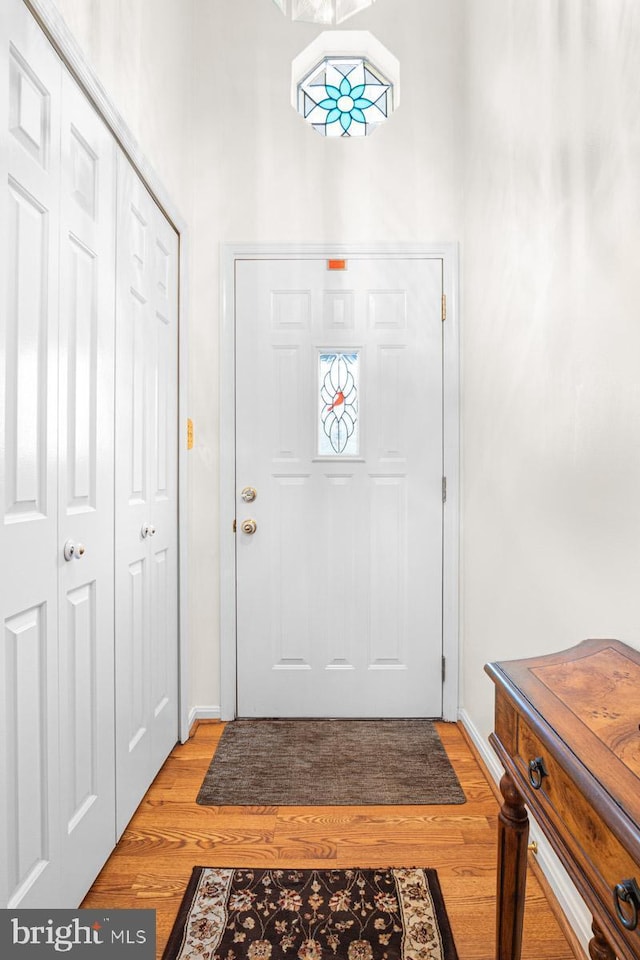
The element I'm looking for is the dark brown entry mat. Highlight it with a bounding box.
[196,719,465,805]
[162,866,459,960]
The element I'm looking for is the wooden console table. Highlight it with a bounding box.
[485,639,640,960]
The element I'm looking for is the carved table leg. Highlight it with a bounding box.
[496,772,529,960]
[587,919,616,960]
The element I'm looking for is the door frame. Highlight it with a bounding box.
[221,243,460,721]
[24,0,191,743]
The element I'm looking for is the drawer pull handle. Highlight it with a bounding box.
[614,877,640,931]
[527,756,548,790]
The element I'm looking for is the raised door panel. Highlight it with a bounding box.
[322,473,359,671]
[57,69,116,906]
[0,0,62,907]
[368,475,408,669]
[2,606,55,906]
[268,474,313,670]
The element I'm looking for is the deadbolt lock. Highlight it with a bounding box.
[241,486,257,503]
[241,518,257,535]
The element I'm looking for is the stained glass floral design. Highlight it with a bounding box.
[299,58,392,137]
[319,352,359,456]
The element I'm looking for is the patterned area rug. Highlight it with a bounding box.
[197,720,465,806]
[162,867,459,960]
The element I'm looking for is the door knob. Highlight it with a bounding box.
[241,518,257,535]
[141,523,156,539]
[64,540,86,561]
[241,486,257,503]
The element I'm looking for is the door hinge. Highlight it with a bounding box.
[442,476,447,503]
[233,519,237,533]
[441,294,447,321]
[442,655,446,682]
[187,417,194,450]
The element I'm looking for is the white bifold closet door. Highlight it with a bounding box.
[0,0,117,907]
[114,152,179,838]
[0,0,180,908]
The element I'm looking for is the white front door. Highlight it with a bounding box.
[235,257,444,718]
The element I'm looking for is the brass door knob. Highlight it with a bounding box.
[241,518,257,535]
[241,486,257,503]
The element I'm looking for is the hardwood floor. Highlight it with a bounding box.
[81,721,578,960]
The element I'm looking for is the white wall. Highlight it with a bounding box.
[50,0,195,220]
[461,0,640,743]
[461,8,640,943]
[189,0,466,713]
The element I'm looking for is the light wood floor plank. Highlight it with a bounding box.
[82,721,578,960]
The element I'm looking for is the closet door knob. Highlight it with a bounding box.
[63,539,86,561]
[141,523,156,539]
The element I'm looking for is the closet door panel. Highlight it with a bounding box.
[148,214,178,773]
[0,0,62,908]
[115,152,178,837]
[115,152,155,835]
[57,69,117,905]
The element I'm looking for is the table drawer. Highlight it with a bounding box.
[515,716,640,949]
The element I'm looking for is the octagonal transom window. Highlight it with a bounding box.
[292,32,399,139]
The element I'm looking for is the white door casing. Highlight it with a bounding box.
[222,245,459,722]
[114,151,179,838]
[235,256,447,718]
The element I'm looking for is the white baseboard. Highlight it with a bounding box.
[188,705,222,730]
[457,708,592,956]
